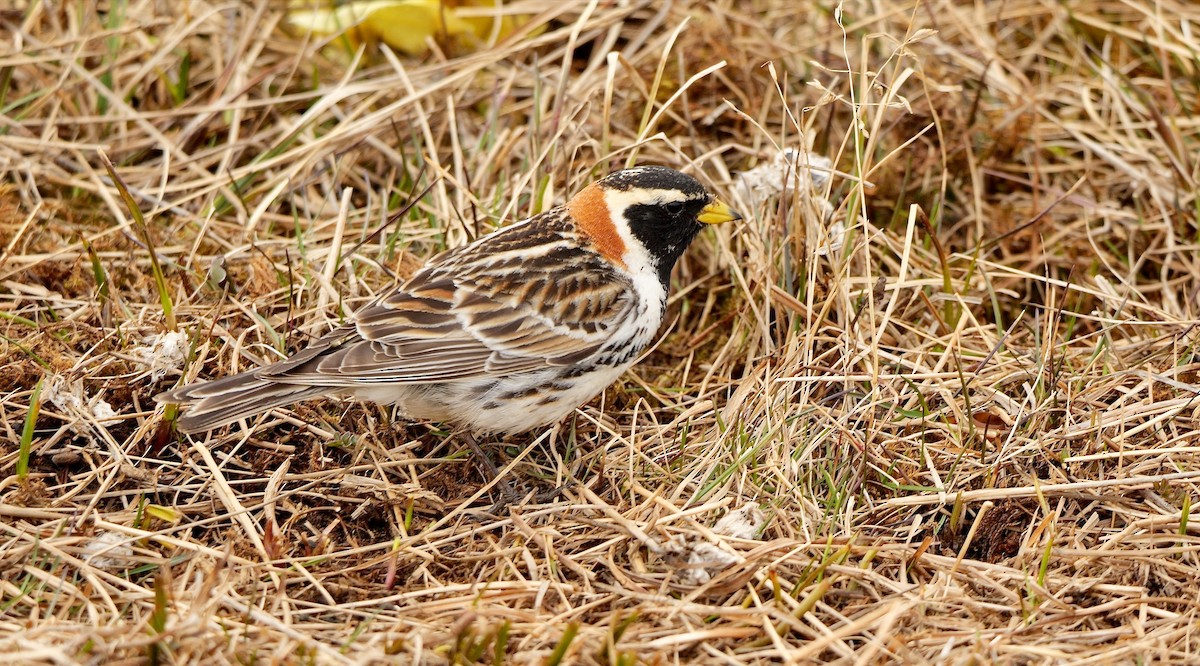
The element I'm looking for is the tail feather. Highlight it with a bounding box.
[156,372,329,433]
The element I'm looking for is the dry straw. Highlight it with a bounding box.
[2,0,1200,663]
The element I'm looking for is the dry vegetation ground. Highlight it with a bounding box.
[3,0,1200,663]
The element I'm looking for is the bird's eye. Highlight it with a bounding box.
[664,201,685,216]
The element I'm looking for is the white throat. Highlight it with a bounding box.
[599,187,679,316]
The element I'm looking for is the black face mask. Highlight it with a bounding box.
[624,198,710,286]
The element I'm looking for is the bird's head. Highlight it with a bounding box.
[566,166,742,286]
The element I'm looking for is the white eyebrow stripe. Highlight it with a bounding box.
[602,187,701,210]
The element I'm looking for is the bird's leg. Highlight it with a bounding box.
[459,430,521,511]
[459,429,499,477]
[530,480,576,504]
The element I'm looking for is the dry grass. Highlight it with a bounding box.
[3,0,1200,663]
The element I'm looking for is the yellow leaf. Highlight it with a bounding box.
[145,504,182,523]
[364,2,472,55]
[454,0,544,46]
[288,0,542,56]
[288,1,393,36]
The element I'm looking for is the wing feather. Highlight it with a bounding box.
[260,209,635,386]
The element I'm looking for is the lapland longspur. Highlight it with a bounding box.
[158,166,741,435]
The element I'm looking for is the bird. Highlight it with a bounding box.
[157,166,742,436]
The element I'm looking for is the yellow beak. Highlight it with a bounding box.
[697,198,743,225]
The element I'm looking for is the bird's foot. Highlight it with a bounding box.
[459,431,523,512]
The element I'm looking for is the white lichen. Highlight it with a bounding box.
[733,147,833,207]
[81,531,134,570]
[91,399,118,421]
[131,330,189,381]
[43,375,86,414]
[43,375,118,427]
[733,148,846,256]
[664,504,766,585]
[712,504,766,539]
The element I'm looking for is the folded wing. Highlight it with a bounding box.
[259,224,634,386]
